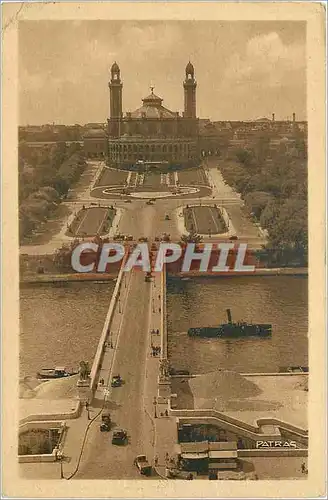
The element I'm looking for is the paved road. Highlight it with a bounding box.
[72,207,110,237]
[75,270,154,479]
[20,159,265,254]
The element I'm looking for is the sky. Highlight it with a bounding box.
[19,20,306,125]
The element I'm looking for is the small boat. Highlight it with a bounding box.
[36,366,77,380]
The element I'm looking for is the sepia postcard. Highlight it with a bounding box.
[2,2,326,498]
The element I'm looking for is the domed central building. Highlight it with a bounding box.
[107,62,199,170]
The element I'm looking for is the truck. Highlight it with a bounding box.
[134,455,152,476]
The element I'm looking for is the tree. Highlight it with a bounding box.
[244,191,274,219]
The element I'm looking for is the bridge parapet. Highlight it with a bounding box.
[87,252,128,398]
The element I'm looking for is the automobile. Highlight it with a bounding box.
[100,411,111,432]
[166,468,193,480]
[112,429,128,445]
[146,200,154,205]
[124,234,133,241]
[164,214,170,220]
[229,235,238,241]
[124,199,132,203]
[138,236,148,242]
[113,233,124,241]
[111,374,122,387]
[100,421,111,432]
[154,236,160,242]
[134,455,152,476]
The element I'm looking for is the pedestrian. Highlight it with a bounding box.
[165,452,169,463]
[159,307,161,313]
[301,462,306,474]
[154,455,159,466]
[156,329,160,335]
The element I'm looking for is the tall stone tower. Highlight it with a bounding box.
[183,61,197,119]
[108,62,123,137]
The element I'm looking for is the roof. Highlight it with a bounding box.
[180,441,208,454]
[209,450,238,459]
[129,88,177,119]
[181,452,208,460]
[130,105,176,119]
[83,128,106,138]
[209,441,237,451]
[186,61,194,74]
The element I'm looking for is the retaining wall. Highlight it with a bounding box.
[171,408,308,443]
[19,401,81,425]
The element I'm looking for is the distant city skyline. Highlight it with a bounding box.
[19,20,306,125]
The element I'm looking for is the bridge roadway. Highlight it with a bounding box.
[75,269,158,479]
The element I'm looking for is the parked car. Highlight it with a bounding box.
[229,235,238,241]
[134,455,152,476]
[166,468,193,480]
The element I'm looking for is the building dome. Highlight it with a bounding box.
[186,61,194,76]
[129,87,176,119]
[142,87,163,106]
[111,61,120,72]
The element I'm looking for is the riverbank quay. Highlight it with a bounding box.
[20,266,308,285]
[172,267,308,278]
[20,272,118,284]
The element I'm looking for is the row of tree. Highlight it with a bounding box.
[19,142,86,242]
[219,139,308,265]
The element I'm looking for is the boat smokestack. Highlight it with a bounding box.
[226,308,232,324]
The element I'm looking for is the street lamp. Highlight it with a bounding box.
[153,397,157,418]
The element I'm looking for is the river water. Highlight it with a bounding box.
[20,276,308,378]
[19,282,115,377]
[167,275,308,374]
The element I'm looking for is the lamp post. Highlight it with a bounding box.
[153,397,157,419]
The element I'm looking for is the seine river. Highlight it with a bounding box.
[20,282,115,377]
[20,276,308,377]
[167,275,308,374]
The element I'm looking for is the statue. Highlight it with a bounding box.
[79,361,90,381]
